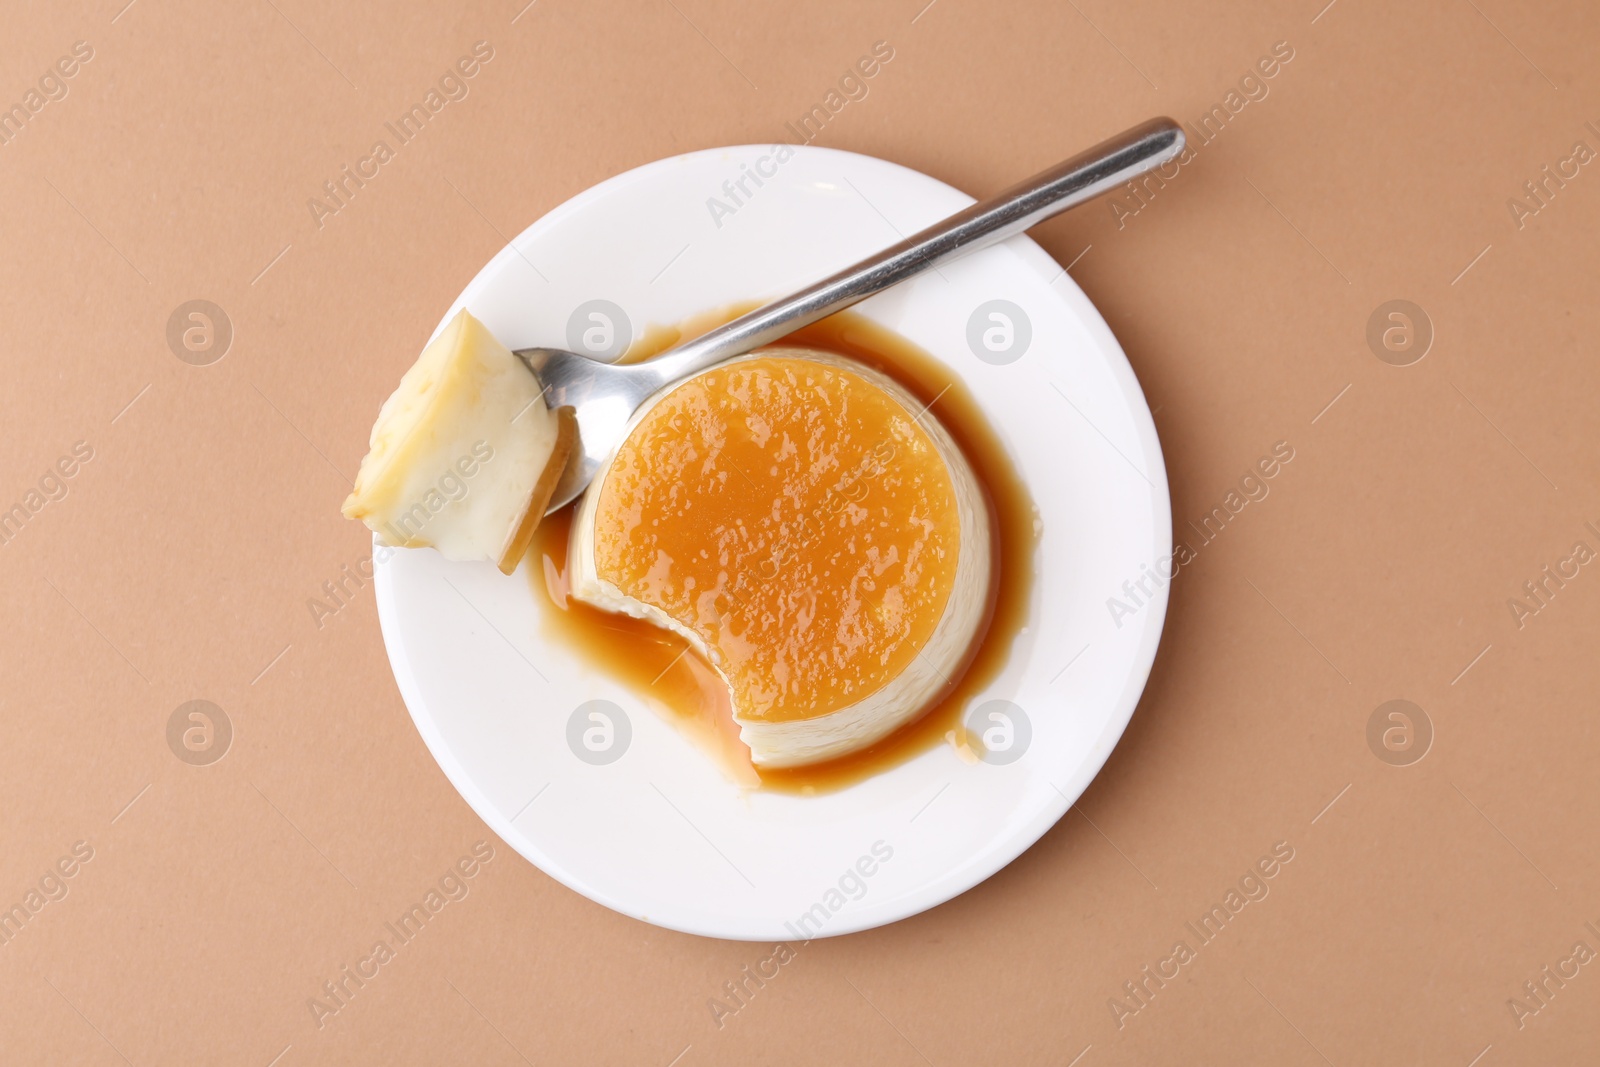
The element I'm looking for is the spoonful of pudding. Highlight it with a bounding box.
[343,118,1183,569]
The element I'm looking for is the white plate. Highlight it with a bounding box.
[374,145,1171,940]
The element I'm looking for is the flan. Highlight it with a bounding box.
[344,309,574,573]
[569,347,992,768]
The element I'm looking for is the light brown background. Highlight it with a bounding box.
[3,0,1597,1062]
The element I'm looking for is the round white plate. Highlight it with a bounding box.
[374,145,1171,940]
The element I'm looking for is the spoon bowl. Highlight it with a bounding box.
[515,346,661,513]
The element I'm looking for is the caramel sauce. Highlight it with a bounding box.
[529,308,1038,794]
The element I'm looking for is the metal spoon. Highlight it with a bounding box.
[518,116,1184,513]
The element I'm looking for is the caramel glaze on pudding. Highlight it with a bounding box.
[530,309,1039,793]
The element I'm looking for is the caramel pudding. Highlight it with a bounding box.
[533,311,1037,792]
[345,303,1037,789]
[569,348,992,768]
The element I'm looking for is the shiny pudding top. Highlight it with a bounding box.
[590,353,962,723]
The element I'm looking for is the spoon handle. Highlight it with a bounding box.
[643,117,1184,385]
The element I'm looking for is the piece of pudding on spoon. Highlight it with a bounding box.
[342,308,575,574]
